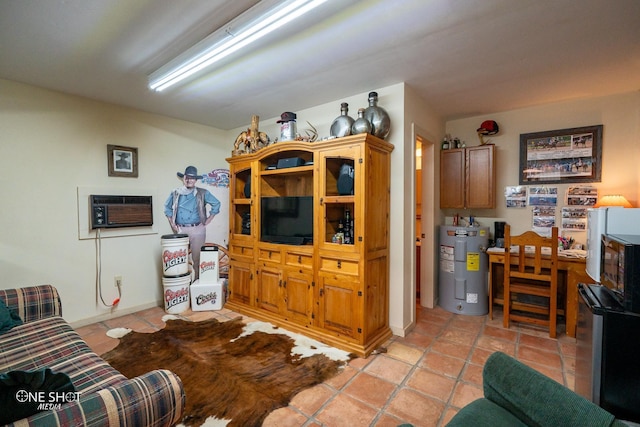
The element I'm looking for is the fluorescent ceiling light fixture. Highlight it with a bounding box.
[149,0,328,92]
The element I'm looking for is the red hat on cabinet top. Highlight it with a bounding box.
[477,120,499,135]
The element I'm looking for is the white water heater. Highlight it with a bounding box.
[439,225,489,315]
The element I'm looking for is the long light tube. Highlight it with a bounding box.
[149,0,328,92]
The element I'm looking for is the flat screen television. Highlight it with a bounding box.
[261,196,313,245]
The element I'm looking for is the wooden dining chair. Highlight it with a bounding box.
[503,225,559,338]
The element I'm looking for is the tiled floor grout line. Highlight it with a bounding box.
[303,317,449,426]
[383,326,448,425]
[436,316,486,427]
[380,313,485,427]
[306,351,405,426]
[428,315,461,427]
[302,364,362,426]
[377,350,424,425]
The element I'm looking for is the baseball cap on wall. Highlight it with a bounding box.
[477,120,499,135]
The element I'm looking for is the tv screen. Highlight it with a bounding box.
[261,196,313,245]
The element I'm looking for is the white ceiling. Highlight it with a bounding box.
[1,0,639,130]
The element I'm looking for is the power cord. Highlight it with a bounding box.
[95,228,121,307]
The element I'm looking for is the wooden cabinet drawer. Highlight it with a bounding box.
[229,242,254,258]
[258,248,282,263]
[319,256,359,276]
[285,251,313,269]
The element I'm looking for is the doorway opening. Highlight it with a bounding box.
[414,127,436,310]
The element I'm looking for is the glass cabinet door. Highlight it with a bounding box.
[318,146,361,252]
[230,165,253,238]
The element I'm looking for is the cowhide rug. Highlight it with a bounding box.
[102,317,351,427]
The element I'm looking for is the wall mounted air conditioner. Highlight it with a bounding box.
[90,195,153,229]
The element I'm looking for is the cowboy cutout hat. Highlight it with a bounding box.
[177,166,202,179]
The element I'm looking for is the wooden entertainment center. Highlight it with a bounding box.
[225,134,394,357]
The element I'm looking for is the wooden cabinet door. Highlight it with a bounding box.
[256,264,282,314]
[440,149,465,208]
[318,274,360,340]
[466,145,495,208]
[228,260,252,305]
[282,269,313,325]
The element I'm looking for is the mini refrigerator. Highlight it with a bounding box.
[576,283,640,422]
[438,225,489,315]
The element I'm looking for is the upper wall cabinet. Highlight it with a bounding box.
[440,145,495,209]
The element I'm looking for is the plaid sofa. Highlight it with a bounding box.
[0,285,185,426]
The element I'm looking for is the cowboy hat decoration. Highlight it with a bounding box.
[177,166,202,179]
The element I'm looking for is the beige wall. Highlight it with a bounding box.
[3,75,636,337]
[444,91,640,246]
[1,79,425,336]
[0,79,229,325]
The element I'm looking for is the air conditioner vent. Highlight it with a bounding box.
[91,195,152,205]
[90,195,153,229]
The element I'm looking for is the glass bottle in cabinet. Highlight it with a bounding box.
[344,208,352,244]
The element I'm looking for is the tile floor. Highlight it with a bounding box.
[76,304,576,427]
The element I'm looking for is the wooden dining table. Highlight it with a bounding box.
[487,247,590,338]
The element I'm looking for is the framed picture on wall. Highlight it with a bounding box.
[107,144,138,177]
[519,124,602,184]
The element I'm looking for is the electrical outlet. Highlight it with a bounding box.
[115,275,123,288]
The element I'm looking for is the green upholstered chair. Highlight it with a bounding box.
[446,351,629,427]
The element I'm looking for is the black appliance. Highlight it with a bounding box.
[276,157,305,169]
[576,283,640,422]
[337,163,354,195]
[601,234,640,313]
[260,196,313,245]
[494,221,506,248]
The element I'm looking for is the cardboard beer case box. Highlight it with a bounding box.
[199,245,219,284]
[190,279,228,311]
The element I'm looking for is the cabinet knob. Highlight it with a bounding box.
[337,260,342,269]
[298,255,302,263]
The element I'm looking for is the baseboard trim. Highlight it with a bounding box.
[69,301,162,329]
[390,320,415,338]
